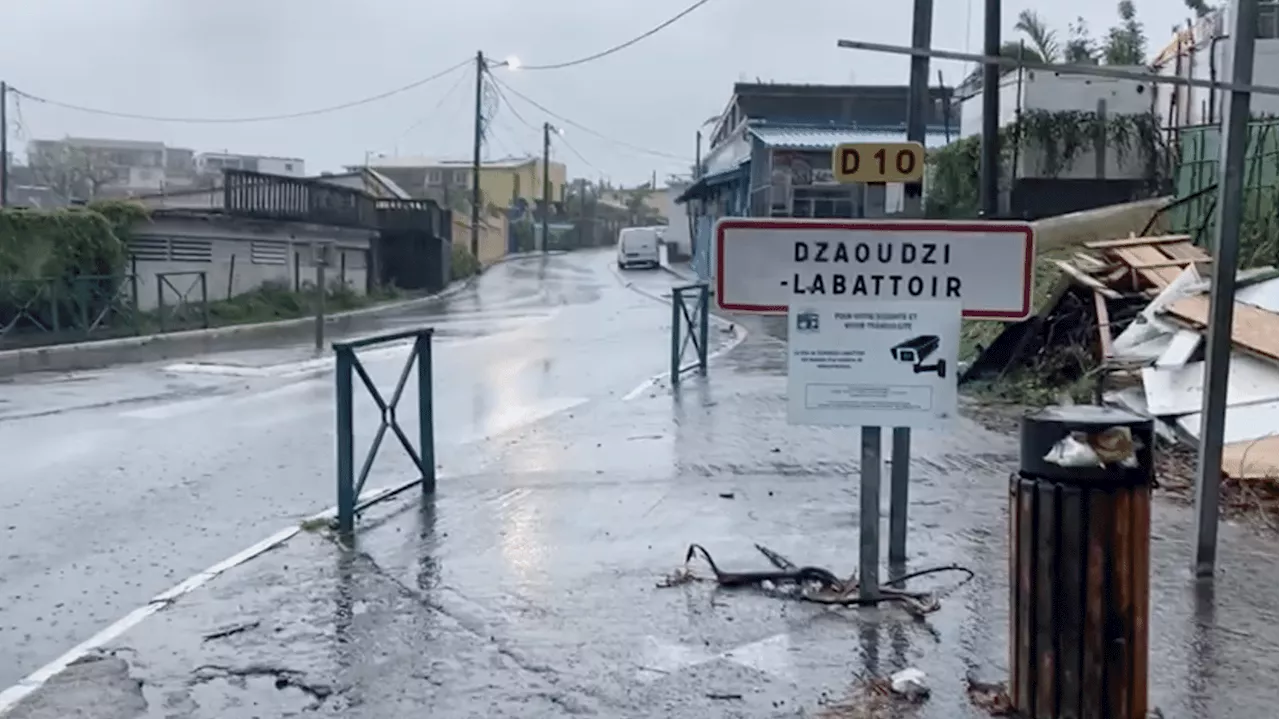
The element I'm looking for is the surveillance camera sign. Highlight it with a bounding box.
[787,298,960,429]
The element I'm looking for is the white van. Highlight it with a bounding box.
[616,227,661,270]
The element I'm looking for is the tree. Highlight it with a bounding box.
[963,42,1046,89]
[1184,0,1215,18]
[1064,17,1100,64]
[1015,10,1060,63]
[1101,0,1148,65]
[29,145,117,201]
[623,185,661,226]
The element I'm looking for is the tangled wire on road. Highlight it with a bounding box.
[661,543,975,617]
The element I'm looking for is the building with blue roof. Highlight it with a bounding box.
[676,83,958,279]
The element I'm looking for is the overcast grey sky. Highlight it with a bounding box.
[0,0,1192,185]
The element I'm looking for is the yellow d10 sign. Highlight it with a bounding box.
[832,142,926,184]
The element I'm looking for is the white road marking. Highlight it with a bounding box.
[635,633,794,683]
[0,477,412,716]
[622,324,748,401]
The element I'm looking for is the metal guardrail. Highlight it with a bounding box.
[670,283,710,387]
[155,271,209,332]
[334,327,436,534]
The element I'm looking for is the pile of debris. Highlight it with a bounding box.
[966,233,1278,484]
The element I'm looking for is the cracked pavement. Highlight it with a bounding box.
[3,252,1277,718]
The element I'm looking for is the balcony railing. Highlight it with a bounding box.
[223,169,378,229]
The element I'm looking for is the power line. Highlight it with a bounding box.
[491,81,603,177]
[518,0,715,71]
[485,76,539,135]
[489,74,690,163]
[10,57,472,124]
[386,64,474,151]
[555,131,605,177]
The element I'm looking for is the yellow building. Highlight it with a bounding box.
[365,156,566,211]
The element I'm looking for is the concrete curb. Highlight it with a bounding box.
[0,250,570,378]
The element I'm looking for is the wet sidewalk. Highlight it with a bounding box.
[7,320,1277,718]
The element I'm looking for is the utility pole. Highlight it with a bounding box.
[542,121,552,253]
[888,0,934,573]
[0,81,9,208]
[903,0,933,217]
[979,0,1001,217]
[1193,0,1260,578]
[694,131,702,178]
[470,51,485,259]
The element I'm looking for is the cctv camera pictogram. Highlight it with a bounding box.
[890,335,946,378]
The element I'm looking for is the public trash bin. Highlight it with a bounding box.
[1010,405,1154,719]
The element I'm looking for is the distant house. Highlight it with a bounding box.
[361,156,567,212]
[679,82,956,220]
[196,152,305,178]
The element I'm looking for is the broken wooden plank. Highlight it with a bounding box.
[1073,252,1115,273]
[1053,260,1124,299]
[1094,291,1114,359]
[1127,258,1212,270]
[1112,246,1186,288]
[1084,234,1192,250]
[1163,295,1280,361]
[1221,434,1278,480]
[1157,242,1211,262]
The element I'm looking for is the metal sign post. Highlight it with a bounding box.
[1193,0,1261,578]
[716,217,1034,601]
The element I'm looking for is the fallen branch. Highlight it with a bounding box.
[664,544,975,616]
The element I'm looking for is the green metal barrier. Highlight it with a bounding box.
[334,327,435,534]
[670,283,710,387]
[156,271,209,332]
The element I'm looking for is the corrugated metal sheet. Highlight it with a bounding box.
[749,126,954,150]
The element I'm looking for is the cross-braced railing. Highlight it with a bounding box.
[333,328,435,534]
[670,283,710,387]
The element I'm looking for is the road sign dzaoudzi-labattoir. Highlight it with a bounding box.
[714,218,1036,321]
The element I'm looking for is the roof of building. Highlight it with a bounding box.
[61,137,167,151]
[675,160,749,204]
[312,168,412,200]
[197,151,305,162]
[363,155,541,170]
[748,125,956,150]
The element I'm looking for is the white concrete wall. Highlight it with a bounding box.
[662,183,693,256]
[128,215,373,311]
[958,69,1153,180]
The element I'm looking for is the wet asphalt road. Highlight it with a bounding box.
[0,249,707,691]
[5,310,1275,718]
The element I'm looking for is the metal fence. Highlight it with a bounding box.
[0,270,218,349]
[334,327,436,534]
[0,274,139,349]
[156,271,210,332]
[1167,119,1279,247]
[669,283,710,387]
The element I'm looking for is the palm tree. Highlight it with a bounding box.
[1184,0,1215,18]
[962,42,1046,91]
[1015,10,1060,63]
